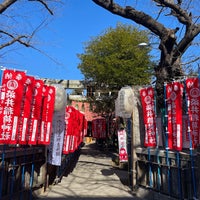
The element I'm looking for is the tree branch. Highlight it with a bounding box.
[92,0,168,38]
[28,0,54,15]
[153,0,192,26]
[0,0,54,15]
[0,0,17,14]
[0,30,30,49]
[182,56,200,66]
[173,24,200,60]
[0,29,62,65]
[92,0,200,63]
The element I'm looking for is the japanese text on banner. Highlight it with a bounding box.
[18,75,35,144]
[185,78,200,148]
[140,87,156,147]
[28,79,44,145]
[38,85,55,145]
[166,82,183,151]
[0,69,26,144]
[118,129,128,162]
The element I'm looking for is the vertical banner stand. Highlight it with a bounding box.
[185,80,197,199]
[20,146,27,200]
[177,80,182,199]
[127,118,133,189]
[176,151,182,199]
[154,89,161,191]
[10,145,17,200]
[20,83,27,200]
[0,145,6,198]
[164,83,171,196]
[148,147,153,188]
[0,68,4,199]
[29,148,35,200]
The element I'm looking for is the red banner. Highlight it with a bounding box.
[63,106,86,154]
[118,129,128,162]
[84,118,88,137]
[166,82,183,151]
[18,75,35,144]
[63,106,76,154]
[63,135,71,154]
[140,87,156,147]
[185,78,200,148]
[0,69,26,144]
[38,85,55,145]
[91,117,106,139]
[77,112,85,147]
[28,79,44,145]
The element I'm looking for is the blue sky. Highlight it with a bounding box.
[1,0,199,81]
[1,0,134,81]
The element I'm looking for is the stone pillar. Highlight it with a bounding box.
[131,86,145,190]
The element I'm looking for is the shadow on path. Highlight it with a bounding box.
[79,142,130,187]
[36,142,139,200]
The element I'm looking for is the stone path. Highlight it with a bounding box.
[36,142,142,200]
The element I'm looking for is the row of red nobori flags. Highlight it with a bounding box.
[140,77,200,150]
[48,105,87,166]
[0,69,55,145]
[63,106,87,154]
[0,69,87,150]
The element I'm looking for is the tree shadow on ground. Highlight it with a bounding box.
[101,167,130,187]
[82,142,130,187]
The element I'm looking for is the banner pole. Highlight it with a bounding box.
[20,146,27,200]
[176,151,182,199]
[10,145,17,200]
[184,79,197,199]
[154,88,161,191]
[147,147,153,188]
[29,148,35,200]
[0,68,4,198]
[127,117,133,190]
[164,82,171,196]
[0,144,6,198]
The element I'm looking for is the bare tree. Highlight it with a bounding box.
[0,0,60,51]
[92,0,200,108]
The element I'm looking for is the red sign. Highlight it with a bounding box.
[185,78,200,148]
[0,69,26,144]
[28,79,44,145]
[63,106,86,154]
[118,129,128,162]
[166,82,183,151]
[140,87,156,147]
[91,117,106,139]
[63,106,76,154]
[38,85,55,145]
[18,75,35,144]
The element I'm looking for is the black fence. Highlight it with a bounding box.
[136,148,199,199]
[0,144,82,200]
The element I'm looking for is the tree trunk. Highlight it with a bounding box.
[155,32,183,110]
